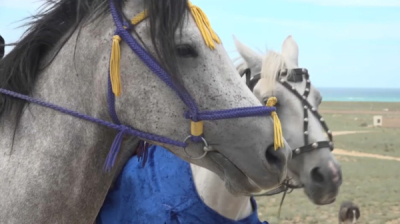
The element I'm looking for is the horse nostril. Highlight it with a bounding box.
[265,145,283,171]
[311,167,325,183]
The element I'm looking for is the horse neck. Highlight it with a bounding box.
[0,13,138,223]
[190,164,253,220]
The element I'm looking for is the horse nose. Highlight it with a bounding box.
[264,142,291,174]
[310,160,342,186]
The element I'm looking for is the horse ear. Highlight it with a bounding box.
[233,35,262,71]
[281,35,299,68]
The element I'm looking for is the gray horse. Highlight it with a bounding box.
[0,0,291,223]
[235,35,342,205]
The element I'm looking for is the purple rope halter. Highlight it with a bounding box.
[0,0,277,172]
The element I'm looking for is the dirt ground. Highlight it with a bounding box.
[323,109,400,128]
[320,110,400,115]
[332,131,400,161]
[259,129,400,224]
[333,149,400,162]
[279,102,400,224]
[332,131,373,136]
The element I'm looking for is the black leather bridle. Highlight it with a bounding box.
[239,68,334,157]
[241,68,260,92]
[240,67,335,217]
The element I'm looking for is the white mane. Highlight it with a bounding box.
[233,35,298,95]
[260,50,289,94]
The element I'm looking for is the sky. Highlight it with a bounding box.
[1,0,399,88]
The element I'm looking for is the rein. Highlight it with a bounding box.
[0,0,283,171]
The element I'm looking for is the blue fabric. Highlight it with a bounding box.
[97,145,268,224]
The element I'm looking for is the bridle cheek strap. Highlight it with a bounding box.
[277,69,333,156]
[240,68,334,157]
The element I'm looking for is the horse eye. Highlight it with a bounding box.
[176,44,198,58]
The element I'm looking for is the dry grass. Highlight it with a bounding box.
[255,101,400,224]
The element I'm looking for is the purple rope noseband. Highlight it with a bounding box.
[0,0,277,172]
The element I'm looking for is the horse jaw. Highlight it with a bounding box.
[190,164,253,221]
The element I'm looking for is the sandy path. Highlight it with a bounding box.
[332,131,372,136]
[320,110,400,115]
[331,130,400,161]
[333,149,400,162]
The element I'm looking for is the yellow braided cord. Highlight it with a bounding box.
[266,97,284,150]
[191,120,204,136]
[128,3,220,49]
[131,10,148,25]
[110,35,122,97]
[188,1,221,49]
[111,3,219,96]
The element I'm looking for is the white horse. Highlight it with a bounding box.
[0,1,291,223]
[188,35,342,220]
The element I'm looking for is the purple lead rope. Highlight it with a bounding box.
[0,0,277,172]
[0,88,186,171]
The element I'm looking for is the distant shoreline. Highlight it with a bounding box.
[318,88,400,103]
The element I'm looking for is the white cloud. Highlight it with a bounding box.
[287,0,400,7]
[228,15,400,40]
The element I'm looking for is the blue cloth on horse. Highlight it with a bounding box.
[97,145,268,224]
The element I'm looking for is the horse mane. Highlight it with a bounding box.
[235,48,295,95]
[259,51,288,94]
[0,35,4,59]
[0,0,188,122]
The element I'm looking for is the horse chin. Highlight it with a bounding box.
[207,151,262,195]
[306,191,336,205]
[302,184,339,205]
[287,170,338,205]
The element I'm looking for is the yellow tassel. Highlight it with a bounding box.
[188,1,221,49]
[191,120,204,137]
[266,97,284,150]
[131,10,148,25]
[127,4,219,50]
[110,35,122,97]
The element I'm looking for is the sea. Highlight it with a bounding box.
[318,88,400,102]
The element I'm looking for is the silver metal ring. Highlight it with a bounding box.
[183,135,213,160]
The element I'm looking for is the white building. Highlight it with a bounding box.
[373,115,383,127]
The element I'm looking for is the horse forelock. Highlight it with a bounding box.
[259,50,292,95]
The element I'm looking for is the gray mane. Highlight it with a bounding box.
[0,35,4,59]
[0,0,188,123]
